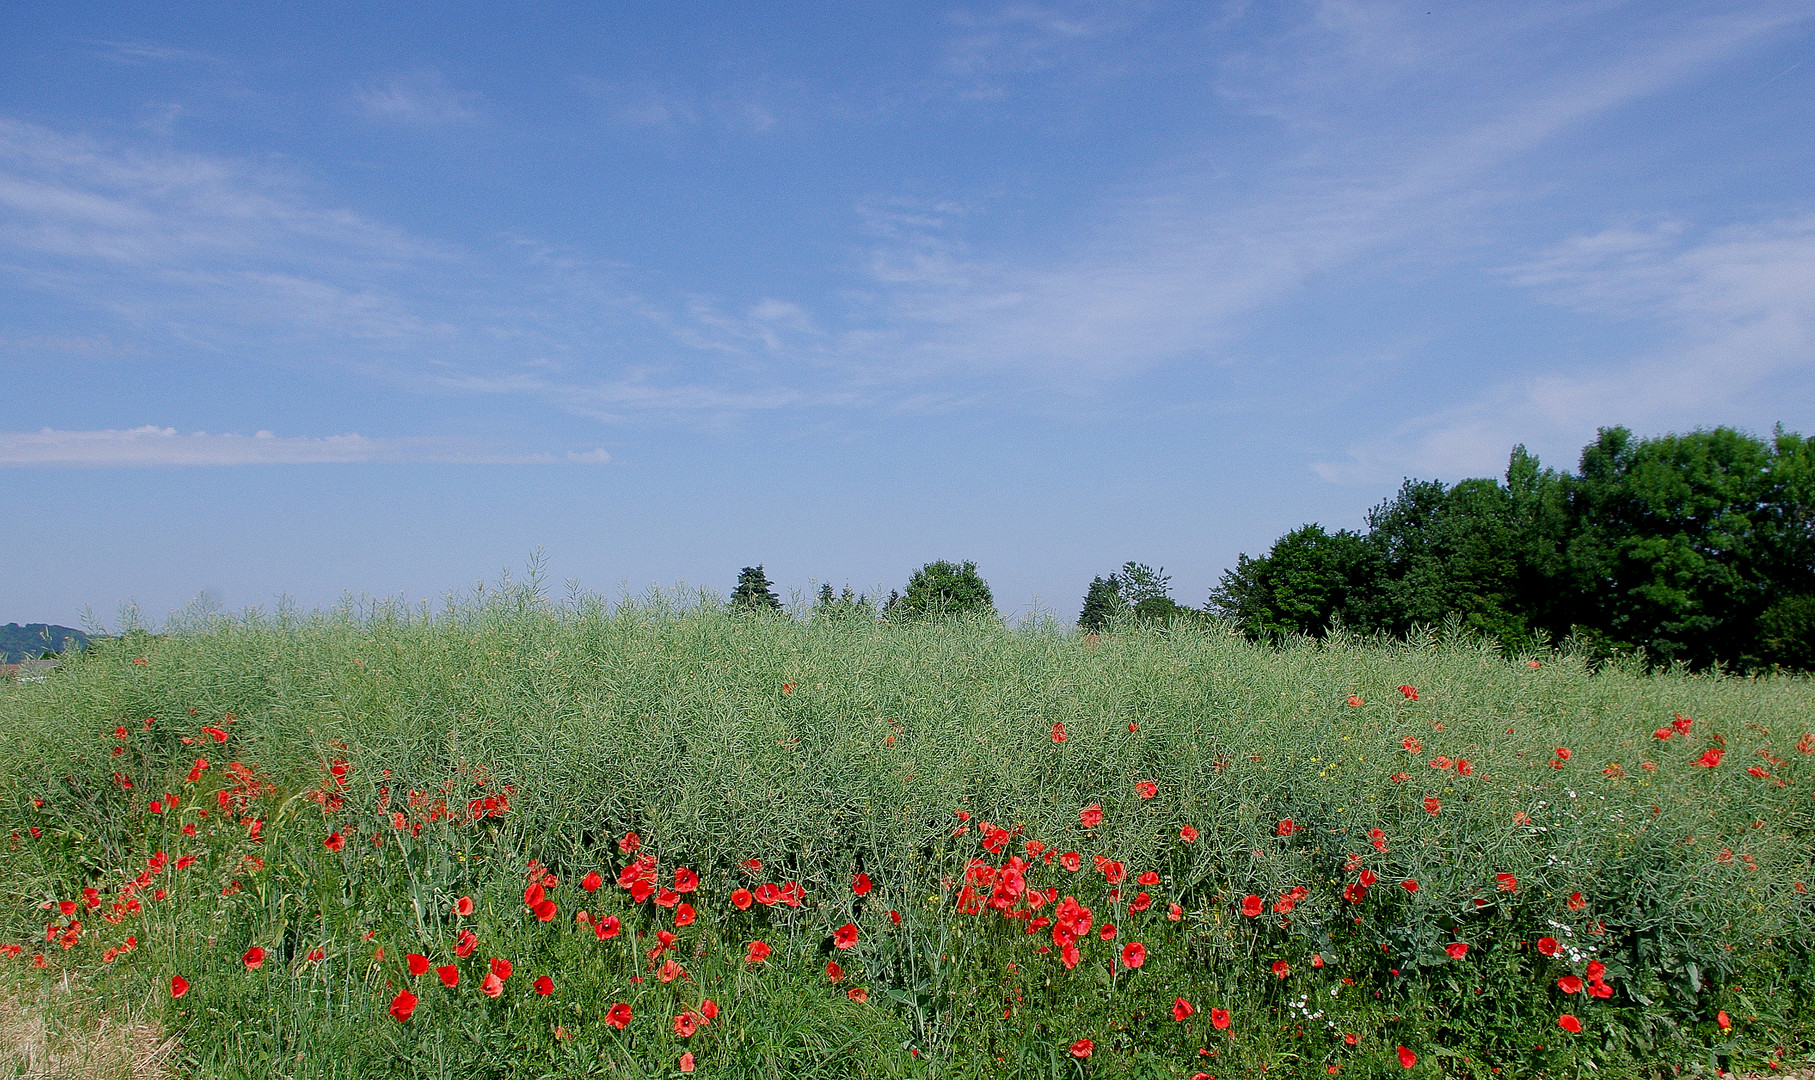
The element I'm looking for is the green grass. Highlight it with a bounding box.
[3,585,1813,1078]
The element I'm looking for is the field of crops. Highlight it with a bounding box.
[3,586,1813,1079]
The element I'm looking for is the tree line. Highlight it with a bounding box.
[727,425,1813,671]
[1209,425,1815,671]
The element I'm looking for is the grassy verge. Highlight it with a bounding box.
[2,588,1813,1078]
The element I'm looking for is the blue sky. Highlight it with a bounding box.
[4,1,1814,626]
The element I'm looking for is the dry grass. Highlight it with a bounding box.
[0,982,175,1080]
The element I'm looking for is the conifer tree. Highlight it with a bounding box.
[729,566,782,611]
[1078,575,1125,632]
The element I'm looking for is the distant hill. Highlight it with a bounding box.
[0,623,90,663]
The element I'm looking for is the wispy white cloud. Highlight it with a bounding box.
[0,427,609,467]
[355,72,483,124]
[1313,214,1815,482]
[941,1,1145,96]
[859,2,1813,386]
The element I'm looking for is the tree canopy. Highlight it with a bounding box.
[899,560,996,619]
[1209,425,1815,671]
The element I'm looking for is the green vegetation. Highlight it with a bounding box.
[3,587,1813,1078]
[729,567,783,612]
[897,560,995,619]
[1209,425,1815,671]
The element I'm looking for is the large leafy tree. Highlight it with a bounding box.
[899,560,996,619]
[1209,526,1382,639]
[1209,424,1815,671]
[729,566,782,612]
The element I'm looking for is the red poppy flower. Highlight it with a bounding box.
[1211,1007,1231,1030]
[1271,959,1289,978]
[670,902,695,927]
[1457,759,1474,775]
[534,898,557,922]
[1060,851,1082,871]
[1430,756,1452,770]
[605,1002,632,1029]
[781,682,795,694]
[1240,894,1263,917]
[406,953,429,976]
[1172,997,1195,1021]
[1179,824,1199,843]
[1567,891,1587,911]
[674,1011,700,1037]
[1536,937,1561,957]
[1673,713,1694,735]
[1069,1039,1093,1059]
[1717,1010,1731,1029]
[619,831,641,853]
[1558,1014,1582,1033]
[1585,960,1605,980]
[581,871,603,892]
[480,972,504,998]
[594,915,621,940]
[1346,695,1363,707]
[731,888,754,910]
[1121,942,1146,969]
[1446,942,1469,959]
[1050,722,1067,743]
[1079,804,1103,828]
[833,923,860,950]
[674,867,699,893]
[853,872,872,895]
[202,726,228,743]
[1558,975,1584,994]
[847,986,868,1003]
[658,958,684,983]
[1423,797,1440,815]
[745,940,772,963]
[242,946,265,970]
[1397,1046,1417,1069]
[1136,780,1158,799]
[454,896,475,917]
[1402,879,1418,893]
[1276,818,1299,837]
[1495,873,1518,892]
[170,975,189,998]
[1398,685,1418,700]
[1555,747,1572,761]
[1130,891,1152,912]
[455,929,477,958]
[826,960,844,982]
[436,964,458,987]
[1694,748,1725,768]
[390,989,418,1022]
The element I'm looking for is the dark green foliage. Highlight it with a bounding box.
[728,565,782,612]
[898,560,995,619]
[0,623,89,663]
[813,584,874,620]
[1079,564,1197,630]
[1211,425,1815,670]
[1077,575,1125,632]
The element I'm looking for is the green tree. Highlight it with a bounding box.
[1077,575,1125,632]
[729,566,782,612]
[1119,562,1190,622]
[1209,526,1383,638]
[900,560,996,619]
[813,584,873,620]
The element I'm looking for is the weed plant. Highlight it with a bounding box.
[2,582,1813,1078]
